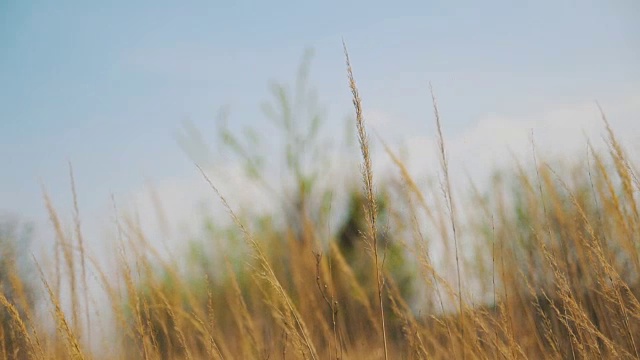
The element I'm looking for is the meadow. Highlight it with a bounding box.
[1,48,639,359]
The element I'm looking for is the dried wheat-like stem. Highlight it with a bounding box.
[430,83,465,358]
[0,292,38,359]
[343,40,389,360]
[32,256,85,360]
[69,163,90,341]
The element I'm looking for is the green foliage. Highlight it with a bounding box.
[337,190,415,302]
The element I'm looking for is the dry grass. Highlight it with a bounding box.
[1,51,639,360]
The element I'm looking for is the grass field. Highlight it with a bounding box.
[1,48,639,360]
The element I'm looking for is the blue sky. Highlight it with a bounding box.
[1,1,639,245]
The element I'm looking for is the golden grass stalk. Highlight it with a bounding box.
[343,40,389,360]
[429,83,465,358]
[32,256,85,360]
[68,163,93,341]
[0,291,40,359]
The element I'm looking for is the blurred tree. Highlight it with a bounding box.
[129,49,419,356]
[336,188,416,321]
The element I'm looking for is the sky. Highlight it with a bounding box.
[1,1,639,258]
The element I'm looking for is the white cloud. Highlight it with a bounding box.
[380,94,640,192]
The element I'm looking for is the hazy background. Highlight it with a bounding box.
[1,1,639,258]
